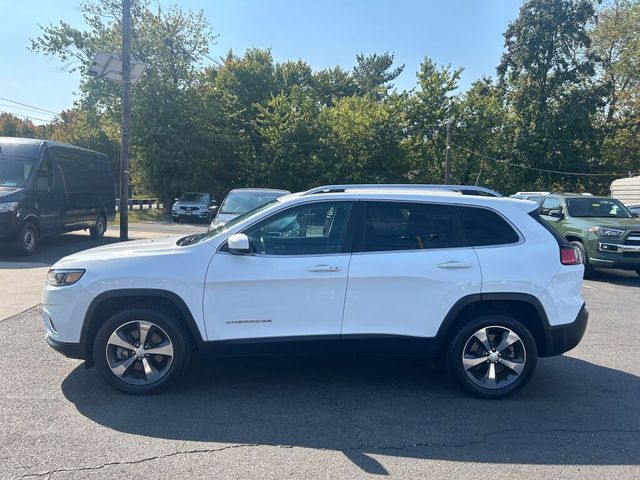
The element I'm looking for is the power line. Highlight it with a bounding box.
[452,143,631,177]
[0,103,57,118]
[0,97,59,115]
[0,110,55,123]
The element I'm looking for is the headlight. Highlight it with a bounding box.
[46,269,85,286]
[0,201,19,213]
[591,226,625,237]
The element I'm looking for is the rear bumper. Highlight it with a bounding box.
[542,303,588,357]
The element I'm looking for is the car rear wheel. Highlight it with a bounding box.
[447,314,537,399]
[93,307,191,394]
[14,221,38,256]
[90,215,107,239]
[569,240,594,278]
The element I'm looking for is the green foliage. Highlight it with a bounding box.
[24,0,640,199]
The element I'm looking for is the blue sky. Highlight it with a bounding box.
[0,0,522,124]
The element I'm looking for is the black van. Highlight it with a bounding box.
[0,137,116,255]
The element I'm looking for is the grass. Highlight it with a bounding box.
[111,208,170,225]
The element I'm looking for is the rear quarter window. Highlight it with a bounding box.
[455,206,520,246]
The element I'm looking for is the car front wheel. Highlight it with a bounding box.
[447,314,537,399]
[93,307,191,394]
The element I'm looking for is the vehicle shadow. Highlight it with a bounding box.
[62,355,640,473]
[588,268,640,287]
[0,233,119,269]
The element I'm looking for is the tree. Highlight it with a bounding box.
[590,0,640,178]
[497,0,608,192]
[402,57,462,183]
[30,0,231,208]
[352,52,404,98]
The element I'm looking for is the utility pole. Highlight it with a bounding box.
[119,0,131,241]
[444,119,452,185]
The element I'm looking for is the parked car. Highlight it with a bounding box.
[510,191,550,200]
[539,193,640,276]
[209,188,290,230]
[44,185,587,399]
[172,192,216,223]
[628,204,640,216]
[0,137,115,255]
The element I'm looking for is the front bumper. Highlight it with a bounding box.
[172,209,209,219]
[0,210,20,241]
[589,242,640,269]
[542,304,588,357]
[46,334,84,360]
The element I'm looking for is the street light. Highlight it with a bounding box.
[87,0,146,241]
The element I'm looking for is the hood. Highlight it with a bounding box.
[573,217,640,230]
[173,200,208,208]
[53,236,190,267]
[0,187,22,200]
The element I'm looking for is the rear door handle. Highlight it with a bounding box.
[437,261,472,269]
[307,265,341,272]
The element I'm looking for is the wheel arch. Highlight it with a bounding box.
[436,293,553,357]
[80,289,205,367]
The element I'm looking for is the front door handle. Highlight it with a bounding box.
[437,261,472,269]
[307,265,341,272]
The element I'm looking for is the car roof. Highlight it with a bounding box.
[227,188,291,195]
[546,193,605,199]
[0,136,108,159]
[302,184,501,197]
[280,188,538,213]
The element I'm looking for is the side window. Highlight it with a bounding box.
[244,202,351,256]
[541,197,562,214]
[35,155,53,191]
[364,202,456,252]
[456,206,520,247]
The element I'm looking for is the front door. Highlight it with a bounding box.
[341,201,482,351]
[203,201,354,351]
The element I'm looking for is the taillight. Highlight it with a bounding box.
[561,245,581,266]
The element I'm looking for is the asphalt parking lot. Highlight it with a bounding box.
[0,231,639,479]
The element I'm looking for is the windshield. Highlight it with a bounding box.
[566,198,632,218]
[179,199,280,246]
[0,154,36,188]
[179,193,207,203]
[219,191,285,214]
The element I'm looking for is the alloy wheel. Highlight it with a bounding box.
[105,320,174,386]
[462,325,526,390]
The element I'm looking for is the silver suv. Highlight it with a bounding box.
[172,192,215,222]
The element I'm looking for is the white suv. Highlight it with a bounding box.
[43,186,588,398]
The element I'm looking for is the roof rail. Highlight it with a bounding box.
[301,184,501,197]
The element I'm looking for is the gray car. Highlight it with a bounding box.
[209,188,290,231]
[172,192,215,222]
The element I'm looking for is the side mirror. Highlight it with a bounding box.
[174,197,179,202]
[227,233,251,254]
[208,205,218,213]
[633,212,640,218]
[548,208,564,219]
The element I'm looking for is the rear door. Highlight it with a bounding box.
[341,201,482,348]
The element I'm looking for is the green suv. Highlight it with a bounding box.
[539,194,640,276]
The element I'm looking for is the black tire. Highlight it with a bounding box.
[89,214,107,239]
[570,240,594,278]
[13,221,38,256]
[447,314,538,399]
[93,306,192,394]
